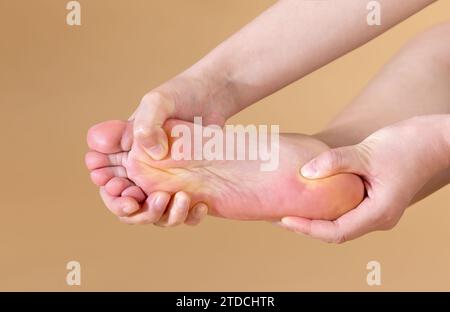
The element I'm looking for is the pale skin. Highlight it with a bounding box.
[86,120,364,223]
[279,23,450,242]
[280,115,450,243]
[86,0,449,231]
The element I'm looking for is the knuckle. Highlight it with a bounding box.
[325,150,343,170]
[371,207,388,223]
[381,217,398,230]
[133,124,152,138]
[330,220,347,244]
[380,211,394,224]
[140,92,163,106]
[140,91,172,113]
[375,210,399,230]
[355,142,376,174]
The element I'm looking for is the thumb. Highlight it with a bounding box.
[133,92,175,160]
[300,145,367,179]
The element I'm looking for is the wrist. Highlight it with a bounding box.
[412,115,450,172]
[180,60,240,120]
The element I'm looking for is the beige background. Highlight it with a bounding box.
[0,0,449,291]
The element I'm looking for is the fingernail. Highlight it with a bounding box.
[147,144,164,160]
[300,164,317,178]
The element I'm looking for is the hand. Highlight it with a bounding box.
[89,67,239,226]
[277,115,450,243]
[131,71,236,160]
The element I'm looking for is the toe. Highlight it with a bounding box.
[87,120,133,154]
[120,191,170,225]
[99,187,140,217]
[105,177,133,196]
[105,177,146,203]
[90,166,127,186]
[122,186,146,203]
[157,191,191,227]
[85,151,129,170]
[85,151,105,170]
[185,202,208,226]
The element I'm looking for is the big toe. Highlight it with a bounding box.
[87,120,133,153]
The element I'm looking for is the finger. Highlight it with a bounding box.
[87,120,133,153]
[99,187,140,217]
[134,92,174,160]
[185,202,208,226]
[90,166,127,186]
[85,151,128,170]
[155,191,190,227]
[119,191,171,225]
[300,145,368,179]
[281,198,378,243]
[280,217,342,243]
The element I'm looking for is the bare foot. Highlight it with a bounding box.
[87,120,364,221]
[86,121,207,225]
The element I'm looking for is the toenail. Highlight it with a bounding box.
[175,197,188,211]
[195,204,207,216]
[147,144,164,160]
[122,204,136,214]
[153,195,167,212]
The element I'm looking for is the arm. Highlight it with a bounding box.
[279,22,450,242]
[184,0,437,117]
[97,0,438,228]
[135,0,437,158]
[314,21,450,202]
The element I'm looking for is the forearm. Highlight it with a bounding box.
[182,0,435,117]
[316,21,450,148]
[416,115,450,172]
[313,22,450,202]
